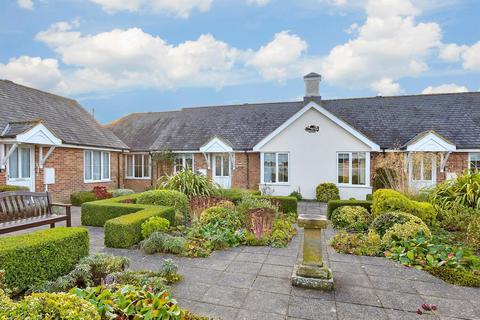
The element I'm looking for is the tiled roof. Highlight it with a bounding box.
[108,91,480,151]
[0,80,128,149]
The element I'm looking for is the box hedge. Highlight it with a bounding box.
[219,191,298,214]
[70,191,97,206]
[0,185,29,192]
[137,189,189,223]
[0,227,89,293]
[81,194,144,227]
[104,206,175,248]
[255,196,298,213]
[327,200,373,219]
[372,189,436,225]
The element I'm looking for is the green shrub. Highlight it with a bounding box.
[430,172,480,209]
[141,217,170,239]
[157,168,217,197]
[366,194,373,201]
[111,189,135,197]
[289,190,303,201]
[141,232,186,255]
[236,196,276,217]
[81,194,142,226]
[0,292,100,319]
[436,203,479,231]
[327,200,372,219]
[216,188,261,202]
[0,185,29,192]
[107,270,168,292]
[382,220,431,245]
[0,227,89,293]
[269,214,297,247]
[256,195,298,213]
[426,267,480,287]
[137,189,189,224]
[316,183,340,202]
[330,230,382,256]
[385,234,480,270]
[330,206,371,232]
[71,285,183,320]
[70,191,96,206]
[104,206,175,248]
[467,216,480,250]
[370,211,425,236]
[372,189,436,224]
[31,253,130,293]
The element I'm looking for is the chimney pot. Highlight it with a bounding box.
[304,72,321,98]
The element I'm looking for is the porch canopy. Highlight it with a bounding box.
[199,136,235,169]
[0,120,62,170]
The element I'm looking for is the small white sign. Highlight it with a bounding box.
[197,169,207,176]
[44,168,55,185]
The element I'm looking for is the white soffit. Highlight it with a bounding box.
[16,123,62,146]
[253,101,380,151]
[200,136,233,153]
[406,131,456,152]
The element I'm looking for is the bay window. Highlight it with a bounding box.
[84,150,110,182]
[174,154,194,173]
[126,154,151,179]
[262,152,289,184]
[337,152,367,186]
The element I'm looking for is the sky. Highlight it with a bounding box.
[0,0,479,124]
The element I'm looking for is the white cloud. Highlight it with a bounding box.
[247,31,307,81]
[0,56,65,92]
[17,0,34,10]
[422,84,469,94]
[246,0,270,6]
[439,41,480,71]
[320,0,441,92]
[371,78,401,96]
[89,0,213,18]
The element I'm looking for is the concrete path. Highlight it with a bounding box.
[4,203,480,319]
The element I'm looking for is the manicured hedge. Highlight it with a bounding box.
[0,227,89,292]
[0,185,29,192]
[81,194,143,227]
[327,200,372,219]
[137,189,189,223]
[256,196,298,213]
[217,188,261,203]
[104,206,175,248]
[70,191,97,206]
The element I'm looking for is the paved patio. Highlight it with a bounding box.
[6,202,480,319]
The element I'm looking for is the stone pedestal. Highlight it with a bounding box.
[291,214,334,291]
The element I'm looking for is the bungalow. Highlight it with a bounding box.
[2,74,480,201]
[108,73,480,200]
[0,80,129,201]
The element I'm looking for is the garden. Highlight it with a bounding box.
[0,169,298,319]
[324,171,480,288]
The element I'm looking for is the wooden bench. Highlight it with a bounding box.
[0,191,71,234]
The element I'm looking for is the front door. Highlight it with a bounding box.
[6,145,35,191]
[213,154,231,189]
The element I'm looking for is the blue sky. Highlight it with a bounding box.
[0,0,479,123]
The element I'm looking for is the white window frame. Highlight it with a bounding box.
[468,152,480,173]
[336,152,370,187]
[174,153,195,174]
[260,152,290,185]
[125,153,151,179]
[84,150,111,183]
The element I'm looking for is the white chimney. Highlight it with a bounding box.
[304,72,321,97]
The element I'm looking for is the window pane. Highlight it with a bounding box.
[84,151,91,180]
[143,155,150,177]
[423,157,433,181]
[215,156,222,177]
[471,153,480,173]
[264,153,276,183]
[185,154,193,171]
[9,148,19,179]
[134,154,143,177]
[20,148,30,178]
[92,151,101,180]
[337,153,350,184]
[352,152,366,185]
[102,152,110,179]
[278,154,288,183]
[222,156,229,177]
[126,155,133,177]
[412,157,422,181]
[174,156,183,174]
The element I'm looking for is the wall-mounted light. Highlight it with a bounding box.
[305,125,319,133]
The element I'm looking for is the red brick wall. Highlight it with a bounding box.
[232,152,260,190]
[35,146,120,202]
[438,152,469,183]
